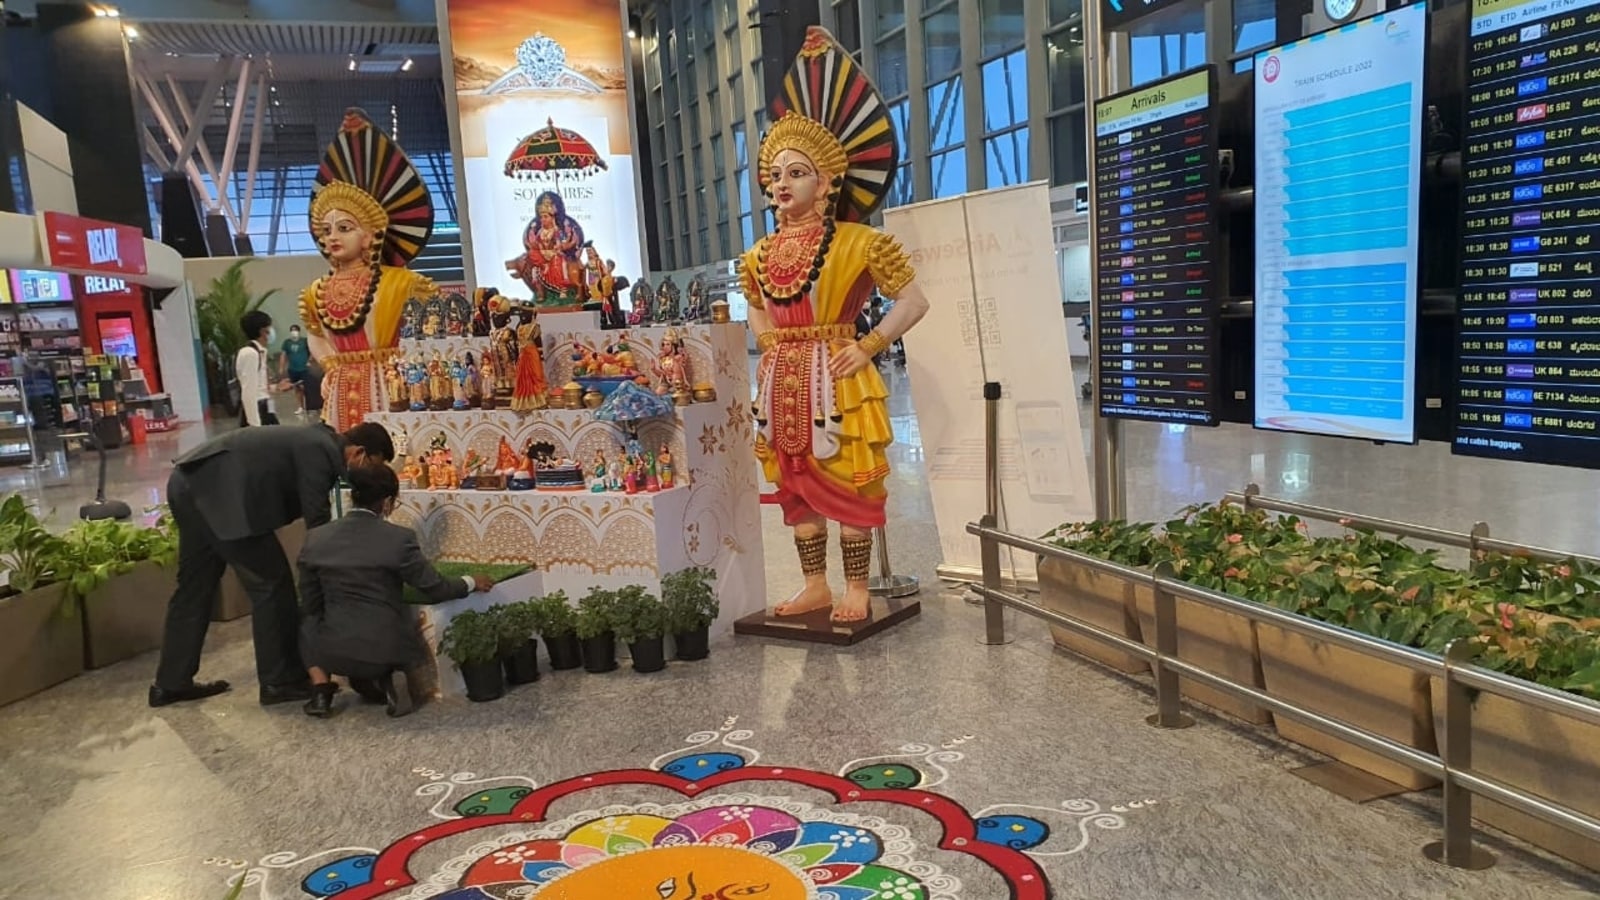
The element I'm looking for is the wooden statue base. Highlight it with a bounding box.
[733,597,921,646]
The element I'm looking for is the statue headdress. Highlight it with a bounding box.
[309,108,435,267]
[759,27,898,223]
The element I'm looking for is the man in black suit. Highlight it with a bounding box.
[149,421,395,708]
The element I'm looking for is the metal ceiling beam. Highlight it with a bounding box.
[172,59,228,171]
[130,65,219,214]
[241,72,268,225]
[214,57,253,230]
[162,69,241,231]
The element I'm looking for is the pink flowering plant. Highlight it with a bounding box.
[1047,503,1600,700]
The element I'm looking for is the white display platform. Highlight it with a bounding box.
[368,312,766,695]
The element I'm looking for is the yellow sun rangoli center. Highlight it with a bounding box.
[534,844,809,899]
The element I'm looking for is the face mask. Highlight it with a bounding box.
[266,328,277,345]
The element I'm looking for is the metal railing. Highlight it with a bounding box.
[969,385,1600,871]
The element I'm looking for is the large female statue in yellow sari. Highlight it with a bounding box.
[299,109,437,431]
[742,28,930,624]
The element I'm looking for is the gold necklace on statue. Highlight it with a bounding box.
[316,266,377,334]
[756,220,832,305]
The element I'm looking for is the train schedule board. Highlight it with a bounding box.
[1454,0,1600,467]
[1253,5,1428,443]
[1092,67,1219,426]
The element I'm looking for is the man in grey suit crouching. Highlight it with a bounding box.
[149,421,395,708]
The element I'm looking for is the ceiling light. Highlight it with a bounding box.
[347,58,357,71]
[104,7,120,16]
[400,57,414,71]
[124,25,139,39]
[628,29,637,39]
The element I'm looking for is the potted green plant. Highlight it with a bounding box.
[0,494,78,707]
[61,513,179,669]
[531,591,582,670]
[575,587,620,673]
[1040,520,1157,674]
[493,600,541,686]
[437,609,505,701]
[614,585,668,673]
[662,566,718,661]
[194,258,277,417]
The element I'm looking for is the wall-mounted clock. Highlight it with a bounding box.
[1324,0,1362,22]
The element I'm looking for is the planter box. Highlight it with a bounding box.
[212,520,308,621]
[82,561,178,669]
[1257,623,1437,790]
[1037,557,1148,674]
[0,583,83,707]
[1429,678,1600,871]
[1134,593,1271,725]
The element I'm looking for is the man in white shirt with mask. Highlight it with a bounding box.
[236,311,288,427]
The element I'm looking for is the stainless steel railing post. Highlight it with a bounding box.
[1146,565,1195,729]
[1424,641,1496,869]
[979,382,1009,645]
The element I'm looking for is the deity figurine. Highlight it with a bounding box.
[657,444,675,489]
[490,303,520,399]
[470,288,496,336]
[684,276,708,323]
[392,424,410,460]
[384,356,407,412]
[589,450,608,493]
[427,350,452,411]
[507,190,586,306]
[495,436,521,474]
[608,448,627,491]
[464,352,483,408]
[510,310,549,411]
[743,28,929,624]
[644,451,660,493]
[299,108,438,431]
[449,356,471,410]
[652,328,693,397]
[427,449,458,491]
[422,298,445,339]
[401,457,426,489]
[405,353,429,411]
[655,275,681,324]
[478,350,497,410]
[628,278,655,326]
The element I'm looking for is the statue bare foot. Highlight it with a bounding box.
[775,580,833,616]
[831,583,871,623]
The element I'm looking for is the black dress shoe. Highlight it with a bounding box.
[384,670,414,718]
[348,677,388,704]
[148,680,231,708]
[259,682,315,706]
[302,683,338,718]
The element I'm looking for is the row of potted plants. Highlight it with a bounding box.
[1042,501,1600,870]
[437,567,720,702]
[0,495,183,706]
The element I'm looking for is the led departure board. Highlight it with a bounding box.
[1253,5,1427,443]
[1092,67,1218,425]
[1454,0,1600,467]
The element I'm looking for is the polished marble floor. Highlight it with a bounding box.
[2,372,1599,898]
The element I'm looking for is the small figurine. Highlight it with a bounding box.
[449,356,471,410]
[622,455,639,494]
[658,444,674,489]
[479,350,497,410]
[652,328,693,397]
[495,436,522,474]
[684,276,707,324]
[465,352,483,408]
[427,350,452,411]
[405,354,429,411]
[491,306,519,398]
[510,309,549,412]
[655,275,681,324]
[422,297,446,338]
[392,425,410,460]
[427,448,458,490]
[401,457,426,489]
[445,292,472,336]
[629,278,655,326]
[608,448,627,491]
[471,288,496,336]
[589,450,608,492]
[644,450,660,493]
[385,356,408,412]
[399,297,425,340]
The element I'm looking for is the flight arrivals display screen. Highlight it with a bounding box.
[1092,67,1219,426]
[1454,0,1600,468]
[1252,5,1427,443]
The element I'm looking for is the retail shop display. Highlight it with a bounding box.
[299,108,439,432]
[1092,67,1219,425]
[737,27,926,627]
[1252,6,1427,443]
[1452,0,1600,468]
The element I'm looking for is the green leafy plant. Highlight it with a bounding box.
[575,587,621,640]
[612,585,666,644]
[661,566,719,633]
[437,609,501,666]
[194,259,278,410]
[56,514,178,603]
[491,600,541,652]
[0,494,66,595]
[530,591,575,636]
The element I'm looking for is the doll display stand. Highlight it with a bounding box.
[366,310,767,695]
[731,595,921,646]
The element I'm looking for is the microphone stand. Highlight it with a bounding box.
[79,410,131,521]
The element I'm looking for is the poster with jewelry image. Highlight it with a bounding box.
[439,0,644,306]
[885,183,1094,582]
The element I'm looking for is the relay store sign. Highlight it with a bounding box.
[36,212,147,278]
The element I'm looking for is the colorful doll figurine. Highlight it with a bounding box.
[644,450,660,493]
[589,450,608,493]
[406,354,429,411]
[622,455,639,494]
[384,356,407,412]
[427,350,451,410]
[511,309,549,411]
[478,350,497,410]
[464,351,482,408]
[652,328,692,396]
[392,425,410,461]
[657,444,674,489]
[450,356,470,410]
[608,448,626,491]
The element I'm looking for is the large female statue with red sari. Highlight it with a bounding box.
[742,28,930,624]
[299,109,437,431]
